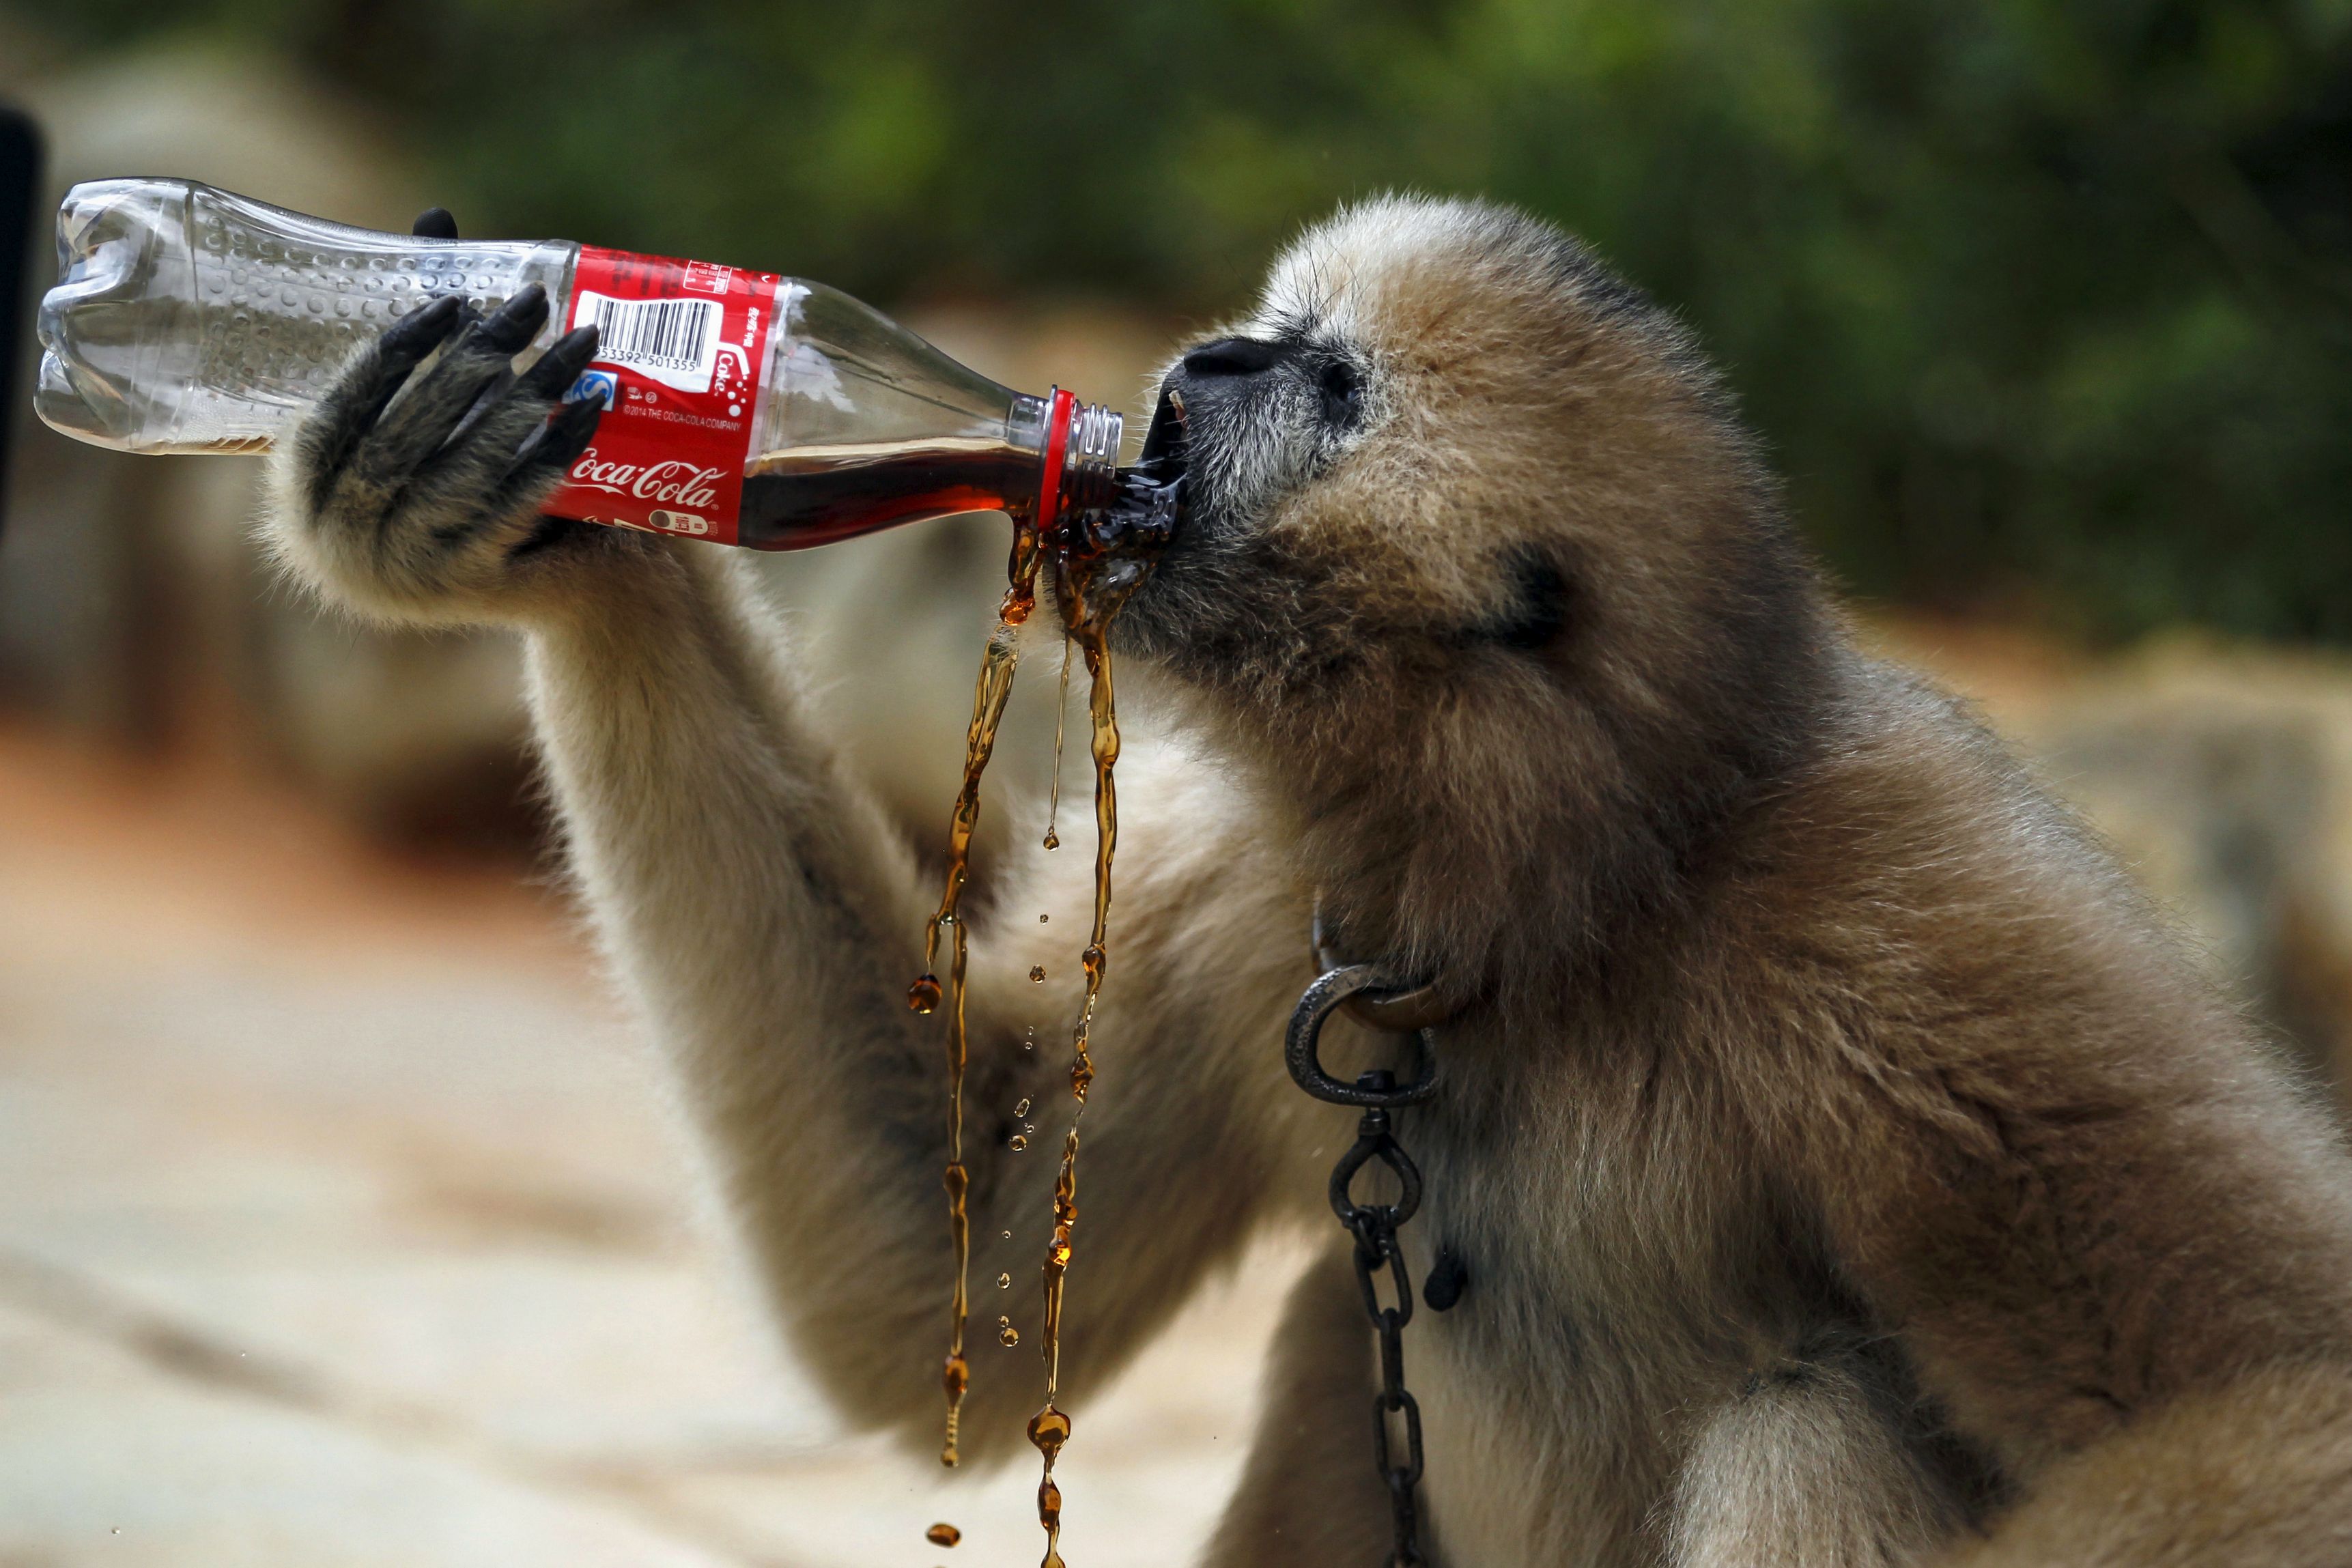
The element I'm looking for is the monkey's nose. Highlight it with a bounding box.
[1180,337,1281,377]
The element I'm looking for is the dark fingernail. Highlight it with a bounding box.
[411,207,458,240]
[481,284,549,352]
[513,393,604,478]
[515,324,603,400]
[546,325,603,381]
[550,391,604,457]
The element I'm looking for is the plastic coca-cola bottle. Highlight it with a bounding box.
[35,178,1178,550]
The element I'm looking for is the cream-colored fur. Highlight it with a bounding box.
[266,197,2352,1565]
[1666,1354,1964,1567]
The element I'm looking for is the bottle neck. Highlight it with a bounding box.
[1019,388,1123,532]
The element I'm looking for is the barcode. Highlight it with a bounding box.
[582,294,719,375]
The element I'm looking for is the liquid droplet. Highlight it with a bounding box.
[999,1317,1020,1347]
[1043,829,1060,851]
[998,1272,1012,1289]
[1030,966,1047,983]
[1002,1230,1012,1241]
[1015,1098,1032,1117]
[1010,1134,1029,1152]
[908,974,942,1014]
[1028,1404,1073,1458]
[926,1524,962,1549]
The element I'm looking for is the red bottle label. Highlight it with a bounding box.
[542,246,781,546]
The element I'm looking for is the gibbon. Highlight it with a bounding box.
[267,196,2352,1566]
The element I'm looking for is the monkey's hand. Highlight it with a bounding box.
[262,284,640,626]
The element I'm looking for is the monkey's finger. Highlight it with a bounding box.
[412,208,459,241]
[443,366,520,455]
[402,361,604,526]
[295,296,466,513]
[496,392,606,505]
[480,285,552,352]
[515,326,602,401]
[388,388,601,559]
[359,285,552,482]
[382,294,468,362]
[419,324,600,493]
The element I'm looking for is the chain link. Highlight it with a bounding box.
[1287,960,1441,1568]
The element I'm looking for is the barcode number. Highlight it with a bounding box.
[578,293,720,379]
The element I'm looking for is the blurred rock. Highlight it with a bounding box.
[2030,644,2352,1107]
[1877,622,2352,1120]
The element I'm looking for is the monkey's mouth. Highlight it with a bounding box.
[1045,385,1186,636]
[1085,384,1188,555]
[1133,384,1188,486]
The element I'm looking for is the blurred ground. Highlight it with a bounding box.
[0,724,1299,1567]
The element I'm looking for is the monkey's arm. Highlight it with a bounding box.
[263,302,1323,1459]
[530,579,1326,1457]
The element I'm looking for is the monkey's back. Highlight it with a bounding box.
[1392,651,2352,1564]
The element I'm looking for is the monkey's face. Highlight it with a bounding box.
[1111,197,1824,966]
[1117,195,1800,736]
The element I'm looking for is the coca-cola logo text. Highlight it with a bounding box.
[567,449,724,511]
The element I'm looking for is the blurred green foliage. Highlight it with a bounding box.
[19,0,2352,638]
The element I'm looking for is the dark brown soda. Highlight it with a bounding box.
[1021,512,1162,1568]
[885,397,1180,1560]
[907,502,1044,1474]
[739,440,1040,550]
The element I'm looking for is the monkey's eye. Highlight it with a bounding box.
[1317,359,1361,427]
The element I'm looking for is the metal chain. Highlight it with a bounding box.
[1287,962,1442,1568]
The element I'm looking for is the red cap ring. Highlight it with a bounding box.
[1035,386,1077,530]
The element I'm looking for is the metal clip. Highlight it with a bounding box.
[1286,965,1441,1107]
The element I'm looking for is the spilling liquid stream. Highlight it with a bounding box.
[905,511,1044,1469]
[1022,518,1161,1568]
[905,395,1180,1564]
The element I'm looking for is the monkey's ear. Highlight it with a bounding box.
[412,208,459,241]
